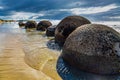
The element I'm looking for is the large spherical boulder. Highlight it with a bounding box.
[37,20,52,31]
[61,24,120,75]
[55,15,91,46]
[25,21,37,29]
[18,21,25,27]
[46,25,56,37]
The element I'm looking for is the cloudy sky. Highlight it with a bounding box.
[0,0,120,23]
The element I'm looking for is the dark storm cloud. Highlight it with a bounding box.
[0,0,120,22]
[0,0,73,12]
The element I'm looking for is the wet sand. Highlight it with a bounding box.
[0,34,57,80]
[22,32,62,80]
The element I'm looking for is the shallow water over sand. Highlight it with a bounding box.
[0,22,120,80]
[0,22,61,80]
[22,31,62,80]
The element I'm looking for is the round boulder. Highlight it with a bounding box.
[62,24,120,75]
[18,21,25,27]
[46,25,56,37]
[37,20,52,31]
[25,21,37,29]
[55,15,91,46]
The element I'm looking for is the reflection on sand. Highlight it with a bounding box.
[22,31,62,80]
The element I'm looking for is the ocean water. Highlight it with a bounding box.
[0,22,120,80]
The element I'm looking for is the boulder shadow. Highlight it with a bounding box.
[56,56,120,80]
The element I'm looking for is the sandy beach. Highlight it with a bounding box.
[0,33,61,80]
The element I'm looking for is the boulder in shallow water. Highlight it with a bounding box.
[46,25,56,37]
[37,20,52,31]
[25,21,37,29]
[62,24,120,74]
[55,15,91,46]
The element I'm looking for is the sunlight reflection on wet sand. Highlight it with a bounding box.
[22,32,62,80]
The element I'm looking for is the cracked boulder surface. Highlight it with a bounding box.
[62,24,120,75]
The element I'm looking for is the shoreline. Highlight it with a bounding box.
[0,34,54,80]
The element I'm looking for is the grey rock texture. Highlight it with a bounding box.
[55,15,91,46]
[25,21,37,29]
[62,24,120,74]
[46,25,56,37]
[37,20,52,31]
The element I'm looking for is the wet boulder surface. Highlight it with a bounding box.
[61,24,120,75]
[18,21,25,27]
[55,15,91,46]
[25,21,37,29]
[37,20,52,31]
[46,25,56,37]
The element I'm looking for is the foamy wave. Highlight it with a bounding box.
[93,21,120,33]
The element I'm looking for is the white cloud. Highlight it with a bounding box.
[0,11,45,20]
[0,6,4,9]
[10,11,45,20]
[59,4,119,15]
[67,1,85,7]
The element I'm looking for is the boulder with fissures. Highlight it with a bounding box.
[46,25,56,37]
[55,15,91,46]
[37,20,52,31]
[62,24,120,74]
[25,21,37,29]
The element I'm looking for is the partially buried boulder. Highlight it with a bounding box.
[55,15,91,46]
[46,25,56,37]
[62,24,120,75]
[37,20,52,31]
[25,21,37,29]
